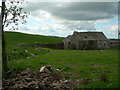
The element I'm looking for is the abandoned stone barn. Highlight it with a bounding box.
[63,31,110,50]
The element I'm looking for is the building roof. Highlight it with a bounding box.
[66,31,108,40]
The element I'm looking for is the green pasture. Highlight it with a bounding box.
[4,31,119,88]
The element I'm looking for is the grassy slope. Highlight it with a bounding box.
[5,31,119,88]
[5,31,64,61]
[5,31,64,45]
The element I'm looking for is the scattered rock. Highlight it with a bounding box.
[3,65,74,89]
[25,50,29,53]
[16,60,23,62]
[25,78,32,82]
[39,65,52,73]
[19,43,27,47]
[20,68,31,76]
[35,48,45,52]
[27,57,30,58]
[56,68,62,73]
[48,51,53,53]
[91,64,100,67]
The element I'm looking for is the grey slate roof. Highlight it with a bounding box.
[71,31,107,40]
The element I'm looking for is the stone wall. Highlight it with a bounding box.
[64,40,110,50]
[79,40,110,50]
[79,40,98,50]
[32,43,64,49]
[109,39,119,48]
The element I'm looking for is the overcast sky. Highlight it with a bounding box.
[4,0,119,39]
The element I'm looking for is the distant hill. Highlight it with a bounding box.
[4,31,64,45]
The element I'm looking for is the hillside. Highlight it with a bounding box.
[3,31,119,88]
[4,31,64,45]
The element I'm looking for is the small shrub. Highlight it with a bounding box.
[100,72,108,82]
[63,66,71,72]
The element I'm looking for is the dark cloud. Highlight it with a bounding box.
[24,2,118,21]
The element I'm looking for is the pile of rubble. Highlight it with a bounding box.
[3,65,74,89]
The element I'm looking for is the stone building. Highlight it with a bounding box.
[63,31,110,50]
[109,39,119,48]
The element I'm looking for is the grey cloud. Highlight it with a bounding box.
[19,2,118,34]
[24,2,118,21]
[50,2,118,20]
[78,21,96,30]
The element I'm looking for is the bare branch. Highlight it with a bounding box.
[3,0,29,30]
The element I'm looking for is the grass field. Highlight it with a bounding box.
[5,31,119,88]
[5,31,64,45]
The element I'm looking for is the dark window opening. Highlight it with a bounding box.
[85,36,87,39]
[103,43,106,46]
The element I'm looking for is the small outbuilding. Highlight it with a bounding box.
[63,31,110,50]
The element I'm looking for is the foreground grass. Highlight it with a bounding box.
[8,48,118,88]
